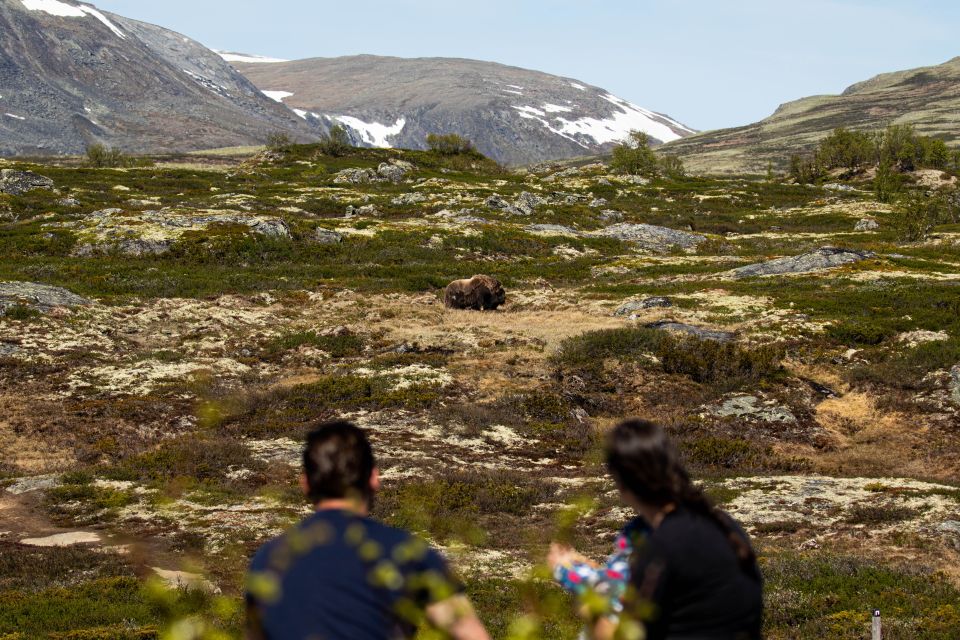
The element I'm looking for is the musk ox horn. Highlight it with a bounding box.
[444,275,506,311]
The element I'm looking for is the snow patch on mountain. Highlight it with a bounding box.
[5,113,27,121]
[332,116,407,148]
[262,91,294,103]
[216,51,288,64]
[543,103,573,114]
[570,82,587,91]
[20,0,126,39]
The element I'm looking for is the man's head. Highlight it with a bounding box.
[302,421,379,508]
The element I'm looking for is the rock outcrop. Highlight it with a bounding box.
[595,224,706,252]
[615,297,673,316]
[0,282,91,314]
[855,218,879,232]
[645,321,735,343]
[728,247,874,279]
[0,169,54,195]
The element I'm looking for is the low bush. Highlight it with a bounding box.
[316,125,352,157]
[555,327,783,389]
[262,330,364,359]
[0,304,41,321]
[426,133,476,156]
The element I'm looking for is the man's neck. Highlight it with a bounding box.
[314,499,368,516]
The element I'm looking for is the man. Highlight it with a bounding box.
[246,421,491,640]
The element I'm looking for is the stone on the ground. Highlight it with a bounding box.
[526,224,580,237]
[645,320,735,343]
[950,364,960,405]
[376,162,408,183]
[333,168,378,184]
[0,169,54,195]
[152,568,220,593]
[599,209,624,222]
[0,282,91,315]
[855,218,879,232]
[615,297,673,316]
[711,394,797,424]
[391,192,427,206]
[5,474,60,495]
[823,183,856,192]
[345,204,380,218]
[21,532,101,547]
[486,192,544,216]
[728,247,874,279]
[594,223,706,252]
[313,228,344,245]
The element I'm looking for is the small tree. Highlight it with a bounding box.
[426,133,475,155]
[610,131,658,176]
[658,154,686,179]
[874,159,904,203]
[317,125,352,157]
[266,132,293,152]
[788,154,823,184]
[890,190,945,242]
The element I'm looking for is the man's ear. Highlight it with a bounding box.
[299,473,310,498]
[370,467,381,494]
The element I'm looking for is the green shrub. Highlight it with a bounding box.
[789,154,824,184]
[262,330,364,359]
[426,133,476,156]
[826,320,894,346]
[0,304,40,321]
[890,190,949,241]
[610,131,658,176]
[266,132,293,153]
[84,144,128,168]
[844,503,920,525]
[316,125,352,157]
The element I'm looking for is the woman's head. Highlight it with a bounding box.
[605,419,690,508]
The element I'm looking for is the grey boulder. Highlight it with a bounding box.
[728,247,874,279]
[855,218,879,232]
[615,297,673,316]
[595,223,706,252]
[0,282,91,314]
[314,229,344,245]
[0,169,54,195]
[645,321,735,343]
[951,364,960,406]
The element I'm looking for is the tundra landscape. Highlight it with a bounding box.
[1,137,959,638]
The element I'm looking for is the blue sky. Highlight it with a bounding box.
[94,0,960,132]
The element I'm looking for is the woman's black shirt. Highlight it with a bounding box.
[626,506,763,640]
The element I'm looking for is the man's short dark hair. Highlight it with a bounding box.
[303,421,376,504]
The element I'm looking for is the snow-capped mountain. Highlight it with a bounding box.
[0,0,312,156]
[229,54,696,165]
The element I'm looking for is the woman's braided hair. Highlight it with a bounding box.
[605,419,757,574]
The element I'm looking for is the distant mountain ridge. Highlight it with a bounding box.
[663,57,960,174]
[0,0,312,156]
[230,54,696,165]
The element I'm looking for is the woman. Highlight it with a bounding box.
[607,419,763,640]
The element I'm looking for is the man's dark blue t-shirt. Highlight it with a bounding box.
[247,509,460,640]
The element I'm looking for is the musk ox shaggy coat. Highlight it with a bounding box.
[444,275,506,311]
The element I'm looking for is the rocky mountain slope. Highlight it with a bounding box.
[0,0,313,156]
[231,54,696,165]
[664,56,960,174]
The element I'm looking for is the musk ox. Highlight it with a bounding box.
[444,275,506,311]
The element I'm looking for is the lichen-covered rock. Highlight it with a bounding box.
[526,224,580,237]
[710,394,797,424]
[333,168,379,184]
[0,169,54,195]
[599,209,624,222]
[594,223,706,252]
[855,218,879,232]
[0,281,91,314]
[728,247,874,279]
[486,192,544,216]
[345,204,380,218]
[376,162,408,183]
[391,192,428,206]
[951,364,960,406]
[313,228,344,245]
[615,297,673,316]
[444,275,506,311]
[57,209,290,256]
[645,320,735,343]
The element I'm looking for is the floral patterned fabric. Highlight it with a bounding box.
[553,517,648,617]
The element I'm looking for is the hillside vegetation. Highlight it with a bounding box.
[0,141,959,639]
